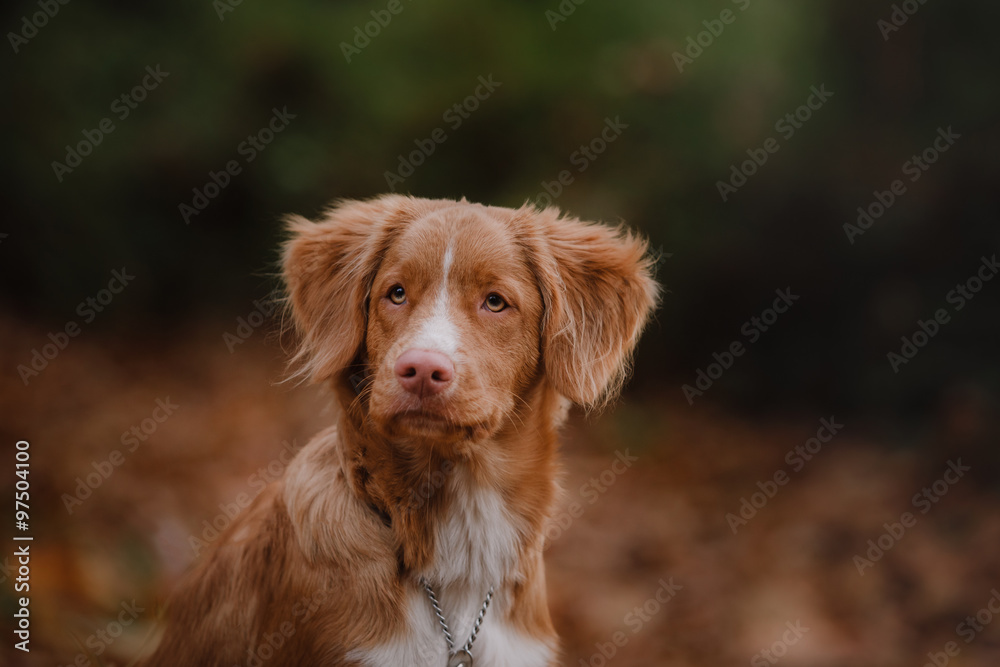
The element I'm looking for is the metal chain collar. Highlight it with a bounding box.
[419,577,494,667]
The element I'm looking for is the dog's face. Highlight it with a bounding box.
[364,207,544,443]
[282,195,658,447]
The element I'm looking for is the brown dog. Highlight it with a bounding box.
[143,195,658,666]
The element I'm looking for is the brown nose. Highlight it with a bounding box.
[394,349,454,397]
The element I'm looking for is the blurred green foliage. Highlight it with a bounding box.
[3,0,999,417]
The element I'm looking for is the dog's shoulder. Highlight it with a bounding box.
[145,430,405,664]
[143,482,315,663]
[282,425,399,568]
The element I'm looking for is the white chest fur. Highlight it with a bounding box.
[425,471,523,590]
[346,587,553,667]
[347,472,553,666]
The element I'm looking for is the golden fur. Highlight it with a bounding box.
[142,195,658,665]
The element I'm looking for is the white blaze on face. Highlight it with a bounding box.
[408,244,459,356]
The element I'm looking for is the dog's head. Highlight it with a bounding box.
[282,195,658,448]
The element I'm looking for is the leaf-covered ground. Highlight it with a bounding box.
[2,318,998,666]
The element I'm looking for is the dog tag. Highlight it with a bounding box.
[447,649,473,667]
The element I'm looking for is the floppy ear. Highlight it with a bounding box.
[523,206,659,407]
[281,195,417,384]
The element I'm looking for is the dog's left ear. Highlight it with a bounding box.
[521,206,660,408]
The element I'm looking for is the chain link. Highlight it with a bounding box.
[461,585,493,652]
[420,578,495,657]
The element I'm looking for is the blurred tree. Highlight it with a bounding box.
[2,0,998,417]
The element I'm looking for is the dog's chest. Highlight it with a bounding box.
[345,587,553,667]
[425,479,522,589]
[346,483,553,666]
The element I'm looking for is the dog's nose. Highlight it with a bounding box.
[394,349,454,397]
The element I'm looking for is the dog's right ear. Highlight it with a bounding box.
[281,195,415,384]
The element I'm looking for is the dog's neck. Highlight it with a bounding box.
[337,382,565,590]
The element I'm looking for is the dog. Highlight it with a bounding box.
[142,195,658,666]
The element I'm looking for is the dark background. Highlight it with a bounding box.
[2,1,999,665]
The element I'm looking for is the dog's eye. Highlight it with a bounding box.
[484,293,507,312]
[388,285,407,304]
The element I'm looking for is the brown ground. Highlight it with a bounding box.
[2,316,999,666]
